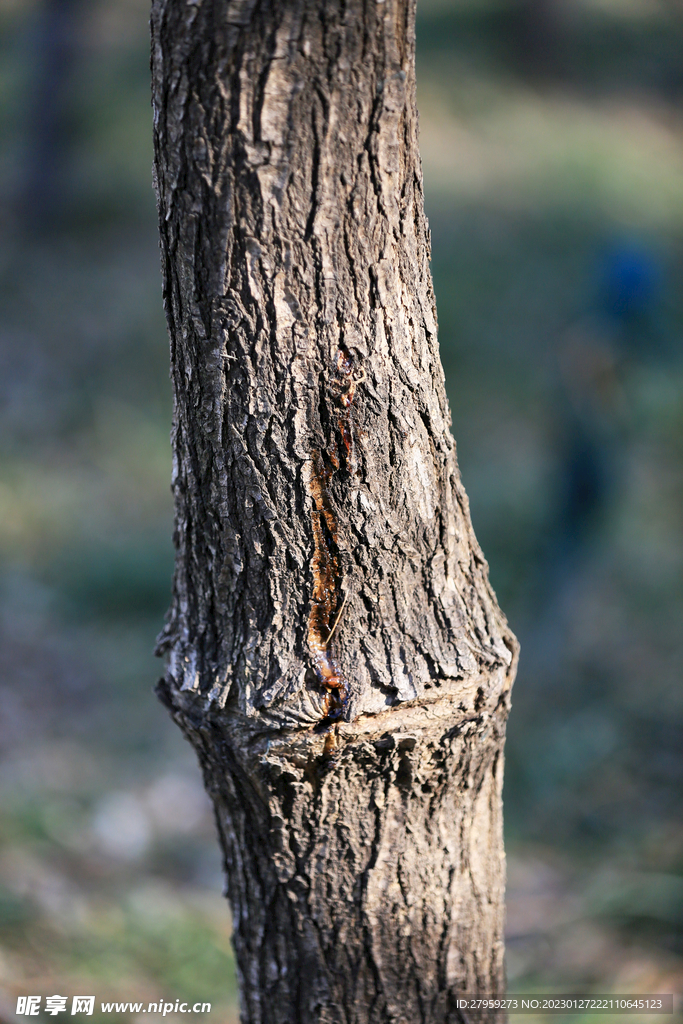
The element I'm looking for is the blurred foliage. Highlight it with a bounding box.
[0,0,682,1017]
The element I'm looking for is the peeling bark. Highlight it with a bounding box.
[151,0,518,1020]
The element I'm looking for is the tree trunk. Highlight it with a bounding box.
[150,1,518,1021]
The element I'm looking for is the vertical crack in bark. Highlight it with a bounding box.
[308,446,344,710]
[307,346,365,722]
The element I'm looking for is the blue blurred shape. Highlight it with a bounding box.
[600,239,661,322]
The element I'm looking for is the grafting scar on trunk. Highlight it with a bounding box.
[307,347,364,721]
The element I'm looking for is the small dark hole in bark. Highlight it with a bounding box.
[313,712,342,735]
[397,735,417,751]
[395,754,413,791]
[475,686,486,711]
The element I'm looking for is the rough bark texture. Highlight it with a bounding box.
[150,1,518,1021]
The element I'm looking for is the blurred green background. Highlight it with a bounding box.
[0,0,682,1021]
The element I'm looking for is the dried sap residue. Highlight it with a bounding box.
[308,451,346,718]
[307,348,364,720]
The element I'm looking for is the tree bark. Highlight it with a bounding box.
[150,1,518,1021]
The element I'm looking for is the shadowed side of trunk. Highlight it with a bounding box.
[151,0,517,1020]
